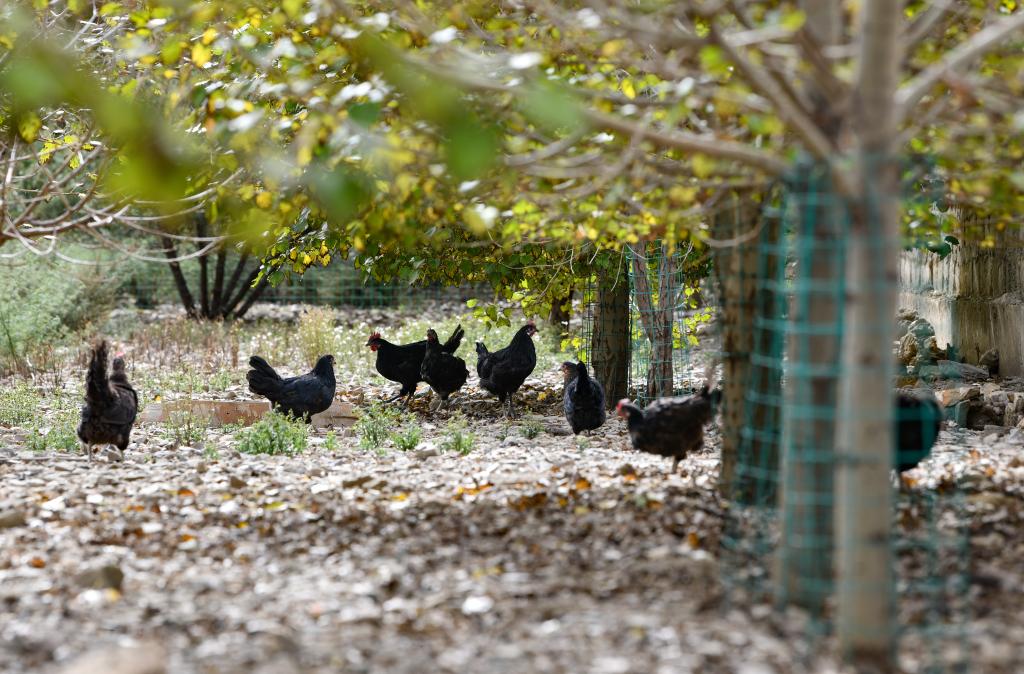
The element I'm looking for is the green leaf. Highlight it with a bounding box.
[444,119,498,180]
[309,165,374,223]
[521,80,583,133]
[349,102,380,127]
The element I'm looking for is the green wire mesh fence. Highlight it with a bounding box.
[125,257,478,310]
[717,159,969,672]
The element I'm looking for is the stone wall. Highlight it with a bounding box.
[899,241,1024,376]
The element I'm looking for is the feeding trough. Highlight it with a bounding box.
[139,399,358,428]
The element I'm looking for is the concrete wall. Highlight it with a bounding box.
[900,243,1024,376]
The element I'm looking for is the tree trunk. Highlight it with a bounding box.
[630,242,675,399]
[834,0,902,663]
[161,238,198,318]
[211,248,227,318]
[742,211,784,505]
[711,191,777,499]
[591,255,630,406]
[195,214,211,318]
[775,161,844,615]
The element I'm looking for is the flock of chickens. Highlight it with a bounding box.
[74,321,944,477]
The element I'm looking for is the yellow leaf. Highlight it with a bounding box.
[191,43,212,67]
[687,532,700,548]
[201,27,217,45]
[621,79,636,100]
[669,186,698,205]
[302,253,312,265]
[18,113,41,143]
[255,191,272,209]
[692,154,715,179]
[780,9,807,31]
[601,39,626,57]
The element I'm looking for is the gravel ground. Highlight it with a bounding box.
[1,305,1022,673]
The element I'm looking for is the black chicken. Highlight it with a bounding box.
[895,390,944,473]
[421,328,469,411]
[561,361,606,435]
[246,354,336,421]
[616,386,721,473]
[476,321,538,418]
[366,325,465,405]
[77,340,138,462]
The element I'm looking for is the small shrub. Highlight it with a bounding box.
[519,418,543,440]
[26,428,48,452]
[203,445,221,461]
[324,430,339,452]
[297,307,337,367]
[441,415,476,455]
[355,402,401,451]
[236,411,308,456]
[391,424,422,451]
[0,381,38,426]
[163,409,209,447]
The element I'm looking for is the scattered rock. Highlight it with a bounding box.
[907,317,935,340]
[75,564,125,591]
[938,386,980,408]
[228,475,246,489]
[0,509,27,529]
[56,642,165,674]
[897,332,918,366]
[920,360,989,383]
[980,348,1000,377]
[896,308,920,333]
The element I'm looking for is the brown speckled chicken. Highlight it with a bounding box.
[616,386,721,473]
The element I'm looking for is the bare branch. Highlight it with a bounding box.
[896,10,1024,125]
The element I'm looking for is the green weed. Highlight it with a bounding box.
[163,409,209,447]
[355,401,401,451]
[390,424,422,451]
[441,415,476,455]
[0,381,38,426]
[236,411,308,456]
[519,418,544,440]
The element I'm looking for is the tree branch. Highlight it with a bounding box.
[706,23,837,163]
[895,10,1024,125]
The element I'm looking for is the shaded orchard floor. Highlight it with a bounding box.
[3,401,1023,674]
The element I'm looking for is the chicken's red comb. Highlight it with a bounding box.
[115,352,125,359]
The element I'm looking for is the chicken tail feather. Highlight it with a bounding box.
[443,324,465,353]
[247,355,282,396]
[86,340,111,406]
